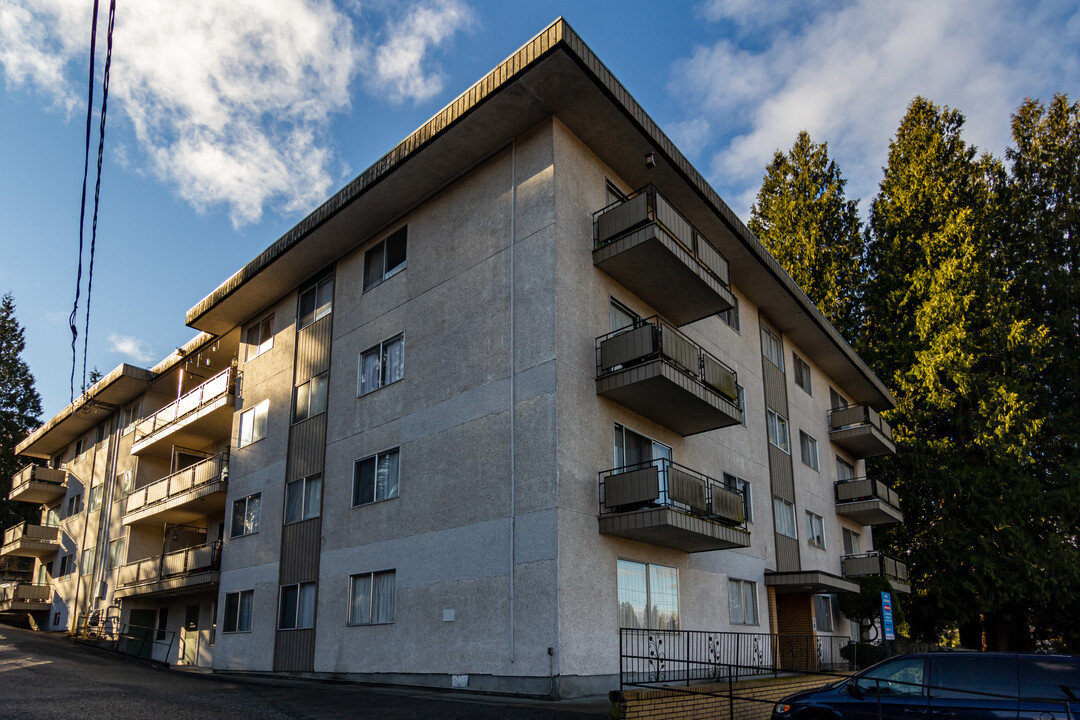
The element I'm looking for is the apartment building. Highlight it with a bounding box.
[1,19,905,695]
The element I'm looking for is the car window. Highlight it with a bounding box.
[854,657,926,697]
[1019,657,1080,701]
[930,656,1018,700]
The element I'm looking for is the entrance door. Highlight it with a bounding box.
[181,604,200,665]
[127,609,157,659]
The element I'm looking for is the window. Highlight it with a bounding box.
[761,324,784,370]
[284,475,321,524]
[231,494,261,537]
[358,334,404,395]
[363,227,407,290]
[156,608,169,641]
[806,511,826,549]
[842,528,862,555]
[238,399,269,447]
[773,497,797,539]
[1019,657,1080,702]
[609,298,639,333]
[293,373,328,423]
[718,295,740,332]
[298,274,334,329]
[353,449,400,506]
[96,423,107,443]
[278,582,316,630]
[88,485,103,512]
[245,314,274,362]
[737,385,747,426]
[80,547,95,575]
[66,493,83,518]
[836,457,856,482]
[814,595,835,632]
[800,431,819,471]
[613,423,671,468]
[930,655,1017,700]
[830,386,848,410]
[617,559,679,630]
[766,410,790,453]
[106,537,126,569]
[793,353,812,394]
[724,472,753,523]
[729,579,759,625]
[45,507,60,527]
[223,589,254,633]
[57,554,75,577]
[349,571,396,625]
[115,468,134,500]
[853,657,925,697]
[120,401,140,431]
[606,180,627,206]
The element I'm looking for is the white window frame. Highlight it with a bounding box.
[617,559,680,630]
[293,372,328,423]
[80,547,95,576]
[718,295,740,332]
[793,353,812,395]
[814,595,835,632]
[761,324,784,370]
[724,472,752,523]
[363,227,407,291]
[278,582,316,630]
[231,493,261,538]
[284,475,321,525]
[348,570,396,625]
[352,449,401,507]
[729,579,759,626]
[357,334,405,396]
[244,314,274,362]
[106,537,126,569]
[806,511,826,549]
[800,431,819,471]
[238,399,269,448]
[88,484,103,512]
[766,410,790,454]
[223,589,254,633]
[298,274,333,330]
[843,528,862,555]
[773,497,798,539]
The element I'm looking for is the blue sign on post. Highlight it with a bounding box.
[881,591,896,641]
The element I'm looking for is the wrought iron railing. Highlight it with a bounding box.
[835,477,901,510]
[842,551,908,584]
[599,458,745,527]
[74,615,176,664]
[117,541,222,588]
[124,453,229,517]
[828,402,893,440]
[133,367,234,445]
[593,184,731,287]
[596,316,739,403]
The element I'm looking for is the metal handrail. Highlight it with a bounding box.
[593,184,731,287]
[133,367,234,444]
[124,453,229,516]
[595,315,739,403]
[599,458,746,528]
[834,476,902,510]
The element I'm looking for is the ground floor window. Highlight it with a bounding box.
[729,579,759,625]
[223,590,254,633]
[278,582,316,630]
[814,594,835,632]
[349,570,396,625]
[617,559,679,630]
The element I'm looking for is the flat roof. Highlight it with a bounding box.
[185,17,895,409]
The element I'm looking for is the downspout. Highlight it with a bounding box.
[89,412,122,618]
[509,139,517,663]
[71,424,102,627]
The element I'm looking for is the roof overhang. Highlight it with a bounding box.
[184,18,895,410]
[764,570,860,595]
[16,364,155,459]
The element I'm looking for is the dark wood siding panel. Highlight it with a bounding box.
[273,627,316,672]
[768,444,795,501]
[279,517,321,585]
[775,533,801,572]
[762,359,788,412]
[295,314,333,384]
[286,416,326,481]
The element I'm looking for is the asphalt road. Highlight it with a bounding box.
[0,625,610,719]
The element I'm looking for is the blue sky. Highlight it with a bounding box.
[2,0,1078,419]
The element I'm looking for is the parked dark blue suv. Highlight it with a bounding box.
[771,652,1080,719]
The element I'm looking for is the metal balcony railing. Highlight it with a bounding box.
[600,458,746,528]
[8,464,67,501]
[834,477,901,510]
[0,582,51,608]
[842,551,909,584]
[828,402,893,439]
[133,367,234,445]
[123,453,229,518]
[594,185,730,288]
[117,541,222,588]
[2,522,59,548]
[596,316,739,403]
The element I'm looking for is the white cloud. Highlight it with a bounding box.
[108,332,154,363]
[0,0,474,227]
[674,0,1080,218]
[667,117,712,157]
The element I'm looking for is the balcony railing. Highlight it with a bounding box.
[841,551,910,593]
[596,317,742,435]
[132,367,234,453]
[828,402,896,458]
[593,185,735,326]
[834,477,904,525]
[0,583,51,611]
[116,541,222,593]
[8,464,67,504]
[1,522,60,558]
[123,453,228,524]
[598,459,750,552]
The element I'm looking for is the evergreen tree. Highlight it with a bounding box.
[749,130,866,342]
[0,292,43,530]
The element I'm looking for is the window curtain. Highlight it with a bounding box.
[303,476,321,520]
[361,350,380,394]
[372,572,395,623]
[297,583,316,628]
[649,564,679,630]
[384,336,404,385]
[284,480,303,524]
[238,590,253,631]
[351,574,371,624]
[376,451,400,501]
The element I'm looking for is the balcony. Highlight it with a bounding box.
[841,551,910,594]
[593,185,735,326]
[828,403,896,458]
[0,522,60,559]
[8,464,67,504]
[123,453,228,526]
[114,541,221,599]
[835,477,904,525]
[131,367,236,456]
[598,459,750,552]
[596,317,742,436]
[0,583,51,612]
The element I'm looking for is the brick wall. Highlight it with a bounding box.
[611,672,847,720]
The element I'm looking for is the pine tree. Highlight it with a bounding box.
[749,130,866,342]
[0,292,44,530]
